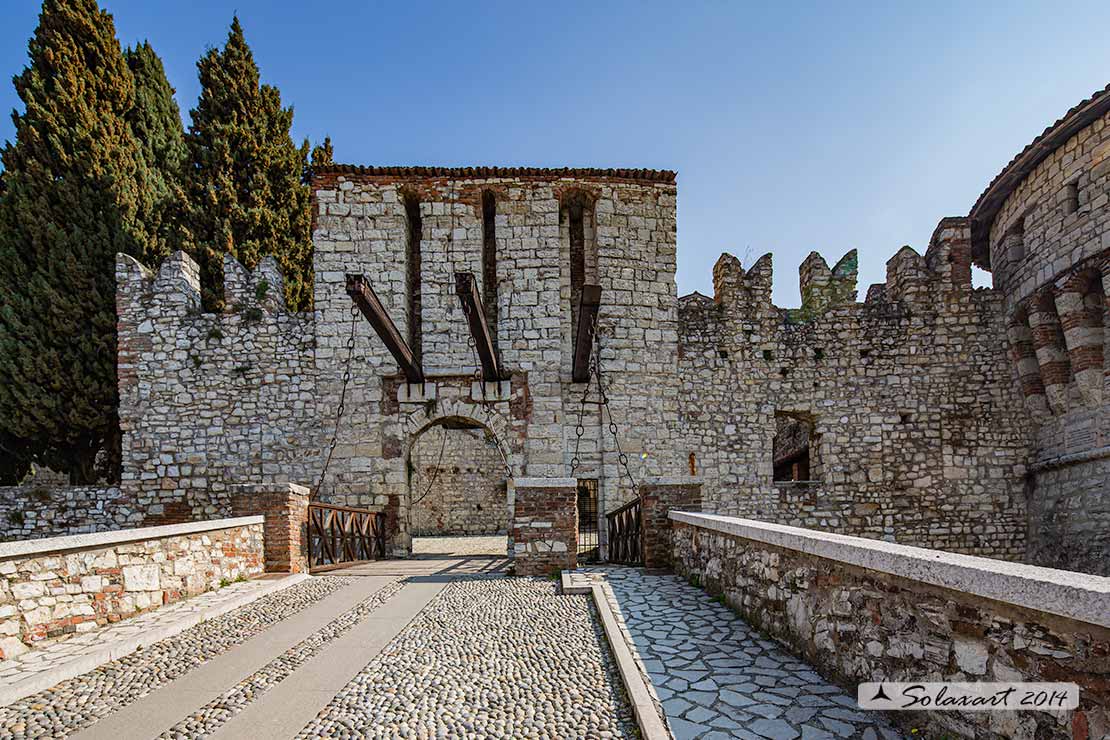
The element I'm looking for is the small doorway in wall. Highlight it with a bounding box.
[408,417,509,558]
[772,412,820,482]
[576,478,600,563]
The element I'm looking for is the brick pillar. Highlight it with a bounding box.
[641,476,702,570]
[510,478,577,576]
[231,483,310,573]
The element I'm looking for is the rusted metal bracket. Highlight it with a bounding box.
[455,272,504,382]
[345,274,424,384]
[573,284,602,383]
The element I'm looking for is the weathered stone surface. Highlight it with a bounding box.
[673,517,1110,740]
[0,521,262,658]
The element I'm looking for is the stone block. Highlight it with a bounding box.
[122,564,160,592]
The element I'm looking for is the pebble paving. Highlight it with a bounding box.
[158,579,403,739]
[598,567,903,740]
[298,577,637,739]
[0,575,355,739]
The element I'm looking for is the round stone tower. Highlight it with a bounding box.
[969,84,1110,575]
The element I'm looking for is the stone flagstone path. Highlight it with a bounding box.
[594,566,903,740]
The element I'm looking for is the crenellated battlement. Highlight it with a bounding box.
[693,217,980,327]
[115,250,319,524]
[116,251,297,318]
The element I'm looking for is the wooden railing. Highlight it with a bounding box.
[605,496,643,565]
[307,503,387,573]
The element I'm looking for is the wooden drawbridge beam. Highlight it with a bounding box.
[345,274,424,384]
[573,285,602,383]
[454,272,504,382]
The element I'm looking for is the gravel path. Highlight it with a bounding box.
[158,579,403,739]
[298,577,636,739]
[599,567,901,740]
[411,535,507,557]
[0,576,355,739]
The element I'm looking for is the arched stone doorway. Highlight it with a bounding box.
[403,407,516,557]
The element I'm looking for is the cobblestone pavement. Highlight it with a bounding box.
[597,567,902,740]
[298,577,637,739]
[157,579,404,739]
[0,575,298,700]
[0,576,354,739]
[411,534,507,557]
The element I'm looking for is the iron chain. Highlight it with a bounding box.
[313,304,358,499]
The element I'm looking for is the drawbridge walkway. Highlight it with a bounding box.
[589,566,901,740]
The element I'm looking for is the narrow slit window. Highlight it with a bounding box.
[481,190,499,353]
[1063,182,1079,216]
[403,192,423,362]
[563,190,597,352]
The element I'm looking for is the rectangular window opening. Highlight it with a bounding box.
[772,412,820,483]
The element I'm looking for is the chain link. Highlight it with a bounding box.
[591,316,638,491]
[313,304,358,499]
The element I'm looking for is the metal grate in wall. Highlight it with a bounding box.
[576,479,600,563]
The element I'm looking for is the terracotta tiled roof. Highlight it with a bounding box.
[313,164,676,184]
[968,83,1110,265]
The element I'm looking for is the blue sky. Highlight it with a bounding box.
[2,1,1109,304]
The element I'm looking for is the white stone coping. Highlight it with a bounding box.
[0,516,265,560]
[670,511,1110,629]
[511,477,578,489]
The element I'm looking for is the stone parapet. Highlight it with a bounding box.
[511,479,577,576]
[231,483,310,573]
[671,511,1110,739]
[0,516,263,661]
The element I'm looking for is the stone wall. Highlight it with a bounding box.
[0,486,137,541]
[981,106,1110,577]
[671,512,1110,740]
[310,169,685,554]
[116,252,321,525]
[677,219,1031,559]
[0,517,263,660]
[409,425,508,536]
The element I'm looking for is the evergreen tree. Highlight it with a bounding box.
[310,135,334,176]
[185,17,313,311]
[0,0,153,482]
[125,41,189,257]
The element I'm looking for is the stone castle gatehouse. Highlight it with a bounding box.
[105,88,1108,572]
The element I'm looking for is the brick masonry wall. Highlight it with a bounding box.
[0,486,138,542]
[0,519,263,661]
[409,425,508,536]
[511,479,577,575]
[677,220,1032,560]
[116,253,321,526]
[231,483,309,573]
[673,517,1110,740]
[984,109,1110,577]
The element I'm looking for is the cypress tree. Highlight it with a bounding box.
[185,17,313,311]
[310,135,334,175]
[0,0,152,482]
[125,41,189,257]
